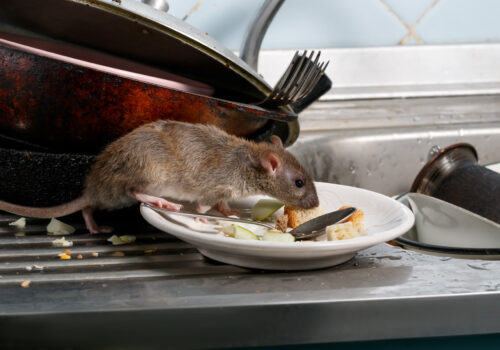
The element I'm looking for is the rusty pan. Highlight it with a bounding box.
[0,32,297,154]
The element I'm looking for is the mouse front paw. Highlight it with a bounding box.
[89,226,114,234]
[129,192,182,211]
[217,201,240,217]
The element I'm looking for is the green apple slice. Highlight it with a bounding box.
[251,199,284,221]
[229,224,259,240]
[262,231,295,242]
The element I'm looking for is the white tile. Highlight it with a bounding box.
[262,0,408,49]
[415,0,500,44]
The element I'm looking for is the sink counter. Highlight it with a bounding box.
[1,215,499,349]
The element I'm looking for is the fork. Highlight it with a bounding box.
[141,202,355,241]
[258,50,329,108]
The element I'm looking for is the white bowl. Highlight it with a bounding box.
[406,192,500,249]
[140,182,414,270]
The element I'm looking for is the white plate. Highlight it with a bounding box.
[140,182,415,270]
[407,193,500,249]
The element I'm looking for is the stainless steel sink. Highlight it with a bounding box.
[289,95,500,196]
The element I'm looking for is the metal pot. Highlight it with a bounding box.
[0,32,296,154]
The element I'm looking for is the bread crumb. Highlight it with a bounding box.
[107,235,136,245]
[58,253,71,260]
[91,252,99,257]
[275,214,288,232]
[144,249,157,254]
[21,280,31,288]
[9,217,26,228]
[111,251,125,257]
[47,218,75,235]
[76,254,83,259]
[52,237,73,247]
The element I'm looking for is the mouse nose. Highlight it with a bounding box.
[301,194,319,209]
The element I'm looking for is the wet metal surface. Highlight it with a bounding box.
[1,211,500,349]
[290,95,500,196]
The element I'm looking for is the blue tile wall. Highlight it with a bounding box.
[167,0,500,49]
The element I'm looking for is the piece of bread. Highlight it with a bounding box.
[284,205,324,228]
[326,206,365,241]
[275,214,289,232]
[326,222,358,241]
[338,205,364,233]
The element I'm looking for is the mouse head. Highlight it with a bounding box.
[254,136,319,209]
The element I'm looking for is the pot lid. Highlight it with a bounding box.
[0,0,272,102]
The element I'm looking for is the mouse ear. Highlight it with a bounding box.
[270,135,284,149]
[260,151,281,175]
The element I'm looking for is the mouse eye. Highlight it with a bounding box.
[295,179,304,188]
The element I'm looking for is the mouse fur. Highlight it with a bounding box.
[0,120,319,233]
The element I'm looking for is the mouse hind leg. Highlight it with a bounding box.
[82,207,113,234]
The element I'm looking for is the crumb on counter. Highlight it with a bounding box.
[20,280,31,288]
[107,235,136,245]
[58,253,71,260]
[47,218,75,235]
[52,237,73,248]
[9,217,26,228]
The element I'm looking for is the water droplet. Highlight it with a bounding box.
[427,145,441,160]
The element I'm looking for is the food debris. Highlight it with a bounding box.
[47,218,75,235]
[52,237,73,248]
[25,265,44,271]
[9,217,26,228]
[275,214,288,232]
[21,280,31,288]
[144,249,157,254]
[91,252,99,257]
[58,252,71,260]
[14,232,26,237]
[107,235,136,245]
[110,251,125,257]
[76,254,83,259]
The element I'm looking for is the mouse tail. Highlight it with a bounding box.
[0,196,88,218]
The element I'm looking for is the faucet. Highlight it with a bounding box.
[240,0,285,71]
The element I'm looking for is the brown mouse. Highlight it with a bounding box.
[0,120,319,233]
